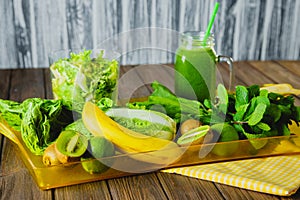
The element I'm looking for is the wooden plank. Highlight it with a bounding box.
[54,181,112,200]
[0,169,52,199]
[215,183,280,200]
[0,139,24,176]
[157,172,225,200]
[9,69,45,101]
[0,70,11,99]
[107,173,168,200]
[44,68,53,99]
[134,64,175,93]
[247,61,300,89]
[275,61,300,79]
[231,61,274,86]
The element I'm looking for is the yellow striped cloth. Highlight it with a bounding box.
[162,155,300,196]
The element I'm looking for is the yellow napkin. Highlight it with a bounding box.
[162,155,300,196]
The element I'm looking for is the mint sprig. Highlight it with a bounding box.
[230,85,300,149]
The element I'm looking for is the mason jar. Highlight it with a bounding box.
[175,31,234,102]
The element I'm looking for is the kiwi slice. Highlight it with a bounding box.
[56,130,88,157]
[177,125,210,146]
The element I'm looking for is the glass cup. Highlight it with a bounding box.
[174,31,234,102]
[48,49,120,112]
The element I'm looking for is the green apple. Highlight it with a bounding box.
[211,123,239,157]
[81,136,115,174]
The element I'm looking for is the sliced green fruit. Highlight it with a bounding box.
[81,136,115,174]
[177,125,211,146]
[105,108,176,140]
[56,130,88,157]
[211,123,239,157]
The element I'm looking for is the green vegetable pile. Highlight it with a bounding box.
[128,81,300,149]
[0,72,299,158]
[50,50,119,112]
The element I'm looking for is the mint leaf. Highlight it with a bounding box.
[245,97,257,119]
[235,85,249,110]
[248,103,267,126]
[259,89,268,97]
[233,104,249,121]
[256,122,271,131]
[257,90,270,106]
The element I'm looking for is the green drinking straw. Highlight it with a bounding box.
[203,2,220,45]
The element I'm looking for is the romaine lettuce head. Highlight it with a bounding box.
[50,50,119,112]
[20,98,74,155]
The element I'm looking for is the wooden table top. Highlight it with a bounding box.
[1,60,300,199]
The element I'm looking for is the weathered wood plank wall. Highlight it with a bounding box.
[0,0,299,69]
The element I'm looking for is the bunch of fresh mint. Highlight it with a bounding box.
[221,84,300,149]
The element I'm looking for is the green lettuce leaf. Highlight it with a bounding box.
[50,50,119,112]
[0,100,22,131]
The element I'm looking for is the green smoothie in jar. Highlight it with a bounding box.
[175,31,217,102]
